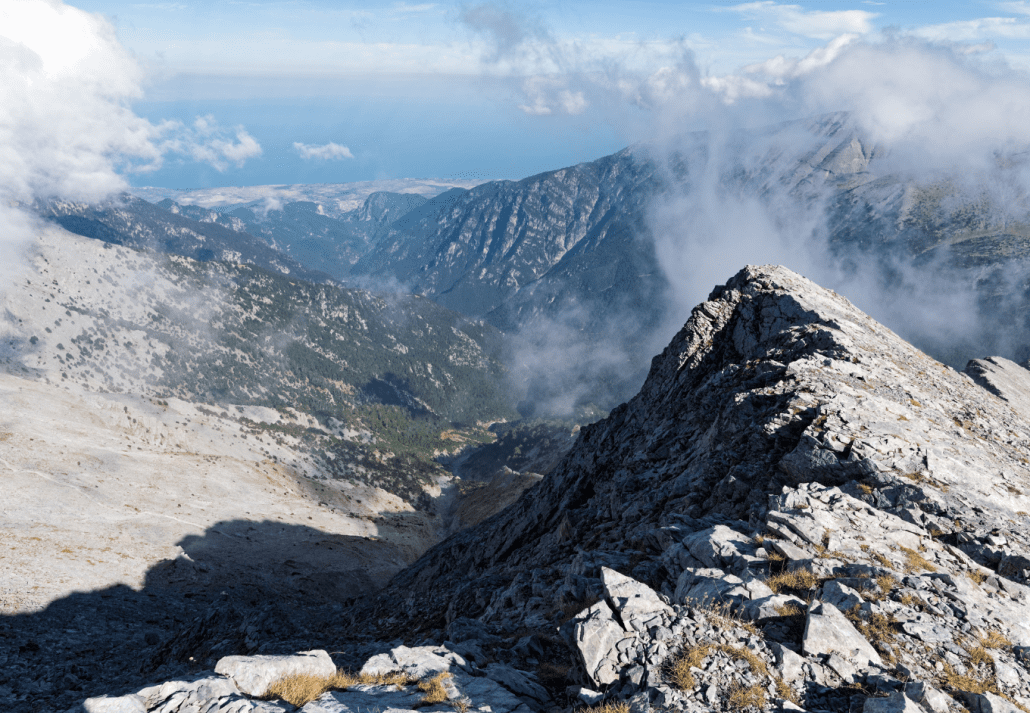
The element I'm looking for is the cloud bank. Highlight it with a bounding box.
[294,142,355,161]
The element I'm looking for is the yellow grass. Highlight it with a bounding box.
[418,672,452,705]
[264,670,418,707]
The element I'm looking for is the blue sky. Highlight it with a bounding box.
[12,1,1030,189]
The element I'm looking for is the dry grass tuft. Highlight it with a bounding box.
[727,682,767,710]
[967,646,995,667]
[899,592,926,609]
[876,573,898,594]
[978,629,1014,649]
[967,569,989,586]
[692,601,760,636]
[264,669,423,707]
[774,602,805,617]
[418,672,452,705]
[581,702,630,713]
[765,569,820,594]
[870,552,895,570]
[898,546,937,573]
[845,606,900,664]
[669,644,711,690]
[775,676,800,705]
[669,643,771,692]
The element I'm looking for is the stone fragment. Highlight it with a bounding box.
[568,687,604,705]
[803,601,883,668]
[821,581,864,611]
[900,616,952,644]
[771,644,806,683]
[215,650,335,697]
[740,594,807,621]
[681,526,755,569]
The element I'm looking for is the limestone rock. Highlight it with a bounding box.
[863,691,924,713]
[564,601,628,686]
[803,601,883,668]
[215,650,336,697]
[78,695,147,713]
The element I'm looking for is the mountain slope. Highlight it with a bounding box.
[35,194,332,284]
[353,266,1030,692]
[160,191,430,280]
[55,264,1030,713]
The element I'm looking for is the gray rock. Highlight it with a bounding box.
[803,601,883,668]
[565,601,629,686]
[569,687,604,705]
[483,664,549,702]
[900,616,952,644]
[681,526,755,569]
[904,681,956,713]
[863,691,924,713]
[821,581,864,612]
[740,593,807,621]
[360,646,467,678]
[601,567,672,619]
[215,650,336,697]
[963,692,1025,713]
[78,695,147,713]
[673,568,746,606]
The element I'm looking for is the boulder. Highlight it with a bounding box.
[214,650,336,697]
[360,645,468,678]
[863,691,924,713]
[565,600,628,686]
[803,601,883,668]
[601,567,672,620]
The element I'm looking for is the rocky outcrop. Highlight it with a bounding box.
[67,265,1030,712]
[346,265,1030,711]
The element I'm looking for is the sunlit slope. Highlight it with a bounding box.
[0,223,517,611]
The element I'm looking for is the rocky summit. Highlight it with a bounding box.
[58,265,1030,713]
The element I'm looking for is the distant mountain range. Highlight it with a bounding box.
[57,112,1030,414]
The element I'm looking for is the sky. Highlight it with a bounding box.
[11,0,1030,189]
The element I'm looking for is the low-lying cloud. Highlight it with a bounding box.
[294,142,355,161]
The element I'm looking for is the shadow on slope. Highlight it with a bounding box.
[0,519,403,712]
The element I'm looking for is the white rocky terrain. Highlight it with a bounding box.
[56,265,1030,713]
[0,221,528,707]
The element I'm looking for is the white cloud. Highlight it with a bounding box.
[163,115,263,171]
[915,16,1030,42]
[727,2,878,39]
[293,142,355,161]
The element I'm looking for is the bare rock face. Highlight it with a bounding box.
[68,265,1030,713]
[347,265,1030,711]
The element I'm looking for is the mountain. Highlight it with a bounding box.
[39,264,1030,713]
[35,194,332,284]
[158,191,430,280]
[343,114,1030,407]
